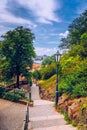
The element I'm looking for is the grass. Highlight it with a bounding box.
[38,74,56,89]
[61,110,77,127]
[38,75,56,96]
[61,110,72,124]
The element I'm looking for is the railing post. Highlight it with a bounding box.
[29,92,31,101]
[22,103,29,130]
[27,103,29,123]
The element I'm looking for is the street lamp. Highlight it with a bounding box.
[55,50,61,106]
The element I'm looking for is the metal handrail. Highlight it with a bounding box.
[22,103,29,130]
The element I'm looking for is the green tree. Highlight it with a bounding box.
[40,62,56,79]
[59,10,87,49]
[0,26,36,87]
[59,45,87,98]
[80,33,87,58]
[42,55,55,67]
[32,70,41,80]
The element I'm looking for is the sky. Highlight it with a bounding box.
[0,0,87,56]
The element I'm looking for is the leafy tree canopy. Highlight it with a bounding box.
[0,26,36,86]
[59,10,87,49]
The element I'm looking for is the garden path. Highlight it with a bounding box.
[28,84,77,130]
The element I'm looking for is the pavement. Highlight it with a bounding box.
[28,84,77,130]
[0,99,26,130]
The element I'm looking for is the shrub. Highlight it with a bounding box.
[0,86,5,98]
[3,90,26,102]
[33,70,41,80]
[42,55,55,67]
[59,71,87,98]
[15,90,26,99]
[40,63,56,79]
[72,82,87,98]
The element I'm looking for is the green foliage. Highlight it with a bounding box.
[38,45,87,99]
[0,26,36,86]
[32,10,87,101]
[3,90,26,102]
[38,75,56,90]
[28,79,32,86]
[80,33,87,58]
[59,10,87,49]
[40,63,56,79]
[58,37,87,98]
[72,82,87,98]
[32,70,41,80]
[0,86,5,97]
[59,57,87,98]
[61,110,77,126]
[77,103,87,130]
[61,110,72,124]
[82,104,87,110]
[42,55,55,67]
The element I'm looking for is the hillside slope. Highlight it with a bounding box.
[38,75,87,129]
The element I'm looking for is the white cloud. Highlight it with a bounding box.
[17,0,61,24]
[35,47,57,56]
[0,0,36,28]
[59,30,69,38]
[0,13,33,25]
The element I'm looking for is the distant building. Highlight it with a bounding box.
[43,55,47,60]
[35,56,43,61]
[34,55,48,63]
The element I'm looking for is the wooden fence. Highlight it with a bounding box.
[5,80,28,92]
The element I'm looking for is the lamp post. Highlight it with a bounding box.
[55,50,61,106]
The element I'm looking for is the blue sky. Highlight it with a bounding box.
[0,0,87,56]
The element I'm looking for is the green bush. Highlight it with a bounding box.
[3,90,26,102]
[15,90,26,98]
[33,70,41,80]
[59,71,87,98]
[72,81,87,98]
[42,55,55,67]
[0,86,5,98]
[40,63,56,79]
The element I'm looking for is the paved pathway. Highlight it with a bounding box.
[29,84,77,130]
[0,99,26,130]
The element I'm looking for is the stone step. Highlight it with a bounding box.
[32,125,76,130]
[29,85,77,130]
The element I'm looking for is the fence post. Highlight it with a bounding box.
[22,103,29,130]
[27,103,29,123]
[29,92,31,101]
